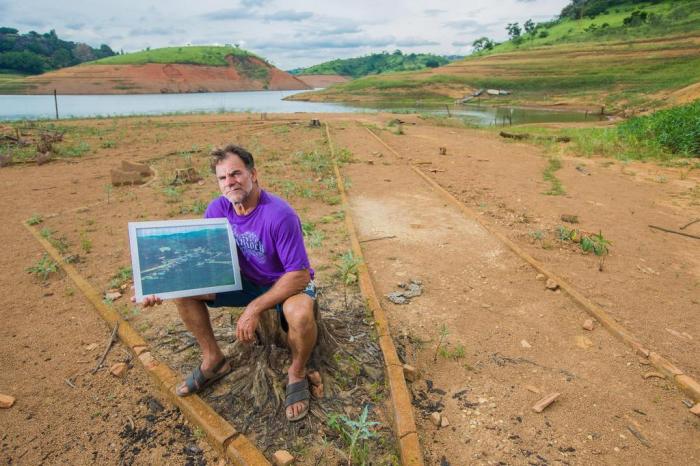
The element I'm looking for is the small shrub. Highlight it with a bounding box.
[26,214,43,225]
[27,253,58,281]
[109,266,132,289]
[327,405,379,466]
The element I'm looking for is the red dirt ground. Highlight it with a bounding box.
[2,113,699,465]
[20,59,311,95]
[295,75,350,89]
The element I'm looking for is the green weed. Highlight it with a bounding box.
[27,254,58,281]
[80,231,92,254]
[26,214,43,225]
[337,250,361,309]
[301,221,324,248]
[162,186,183,203]
[328,405,379,466]
[433,323,449,362]
[181,199,208,215]
[109,266,132,289]
[100,140,116,149]
[59,141,91,157]
[438,344,466,360]
[543,158,565,195]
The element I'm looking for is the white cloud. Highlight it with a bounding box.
[12,0,568,68]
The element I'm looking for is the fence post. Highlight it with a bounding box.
[54,89,59,120]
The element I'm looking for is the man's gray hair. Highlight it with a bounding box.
[210,144,255,173]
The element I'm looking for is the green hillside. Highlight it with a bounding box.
[89,45,263,67]
[288,50,453,78]
[482,0,699,55]
[292,0,700,112]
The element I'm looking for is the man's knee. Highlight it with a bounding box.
[283,298,315,331]
[174,294,213,311]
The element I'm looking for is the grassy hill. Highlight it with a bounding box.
[288,50,453,78]
[89,45,262,67]
[291,0,700,112]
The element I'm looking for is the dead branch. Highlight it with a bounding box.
[92,323,119,374]
[649,225,700,240]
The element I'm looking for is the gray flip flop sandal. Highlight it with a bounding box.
[285,379,310,422]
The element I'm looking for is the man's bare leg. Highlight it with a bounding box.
[174,295,228,394]
[282,293,317,419]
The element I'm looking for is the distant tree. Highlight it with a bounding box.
[0,27,19,34]
[72,43,95,62]
[0,50,44,73]
[472,37,495,52]
[506,23,522,39]
[425,59,440,68]
[524,19,536,35]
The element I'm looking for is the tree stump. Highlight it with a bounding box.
[223,299,339,413]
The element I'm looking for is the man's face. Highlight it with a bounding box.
[215,154,257,205]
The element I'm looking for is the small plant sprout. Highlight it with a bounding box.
[337,250,361,309]
[26,214,43,225]
[433,323,450,362]
[27,253,58,281]
[302,221,324,248]
[80,231,92,253]
[581,230,612,271]
[104,184,112,203]
[327,405,379,466]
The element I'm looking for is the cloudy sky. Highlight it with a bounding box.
[9,0,569,69]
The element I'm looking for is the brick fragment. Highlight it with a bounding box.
[545,279,559,290]
[272,449,294,466]
[440,415,450,427]
[121,160,152,176]
[430,412,442,426]
[582,319,594,331]
[691,404,700,416]
[402,364,419,382]
[532,392,560,413]
[110,169,144,186]
[0,394,16,408]
[110,362,128,378]
[535,273,545,281]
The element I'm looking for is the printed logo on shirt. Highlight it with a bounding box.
[235,231,266,264]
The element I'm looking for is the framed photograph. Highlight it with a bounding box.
[128,218,242,303]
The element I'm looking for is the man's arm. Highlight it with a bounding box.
[236,269,311,342]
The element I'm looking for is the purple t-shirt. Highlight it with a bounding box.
[205,190,313,286]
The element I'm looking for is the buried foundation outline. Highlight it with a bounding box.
[22,122,425,465]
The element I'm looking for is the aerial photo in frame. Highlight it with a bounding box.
[129,218,241,302]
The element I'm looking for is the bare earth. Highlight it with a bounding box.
[19,58,310,95]
[1,113,699,465]
[295,75,350,89]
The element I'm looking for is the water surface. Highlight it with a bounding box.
[0,90,603,125]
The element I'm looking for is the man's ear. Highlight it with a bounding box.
[251,167,258,184]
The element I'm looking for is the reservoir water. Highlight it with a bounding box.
[0,90,604,125]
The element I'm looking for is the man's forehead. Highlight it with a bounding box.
[215,155,247,174]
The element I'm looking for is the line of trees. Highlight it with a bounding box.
[0,27,115,74]
[290,50,452,78]
[559,0,661,20]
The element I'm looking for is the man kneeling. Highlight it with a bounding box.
[139,144,317,421]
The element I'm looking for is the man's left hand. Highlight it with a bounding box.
[236,307,260,343]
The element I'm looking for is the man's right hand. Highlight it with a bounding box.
[131,293,162,307]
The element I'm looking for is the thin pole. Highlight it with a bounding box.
[53,89,59,120]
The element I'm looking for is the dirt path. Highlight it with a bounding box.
[0,125,237,465]
[330,122,700,465]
